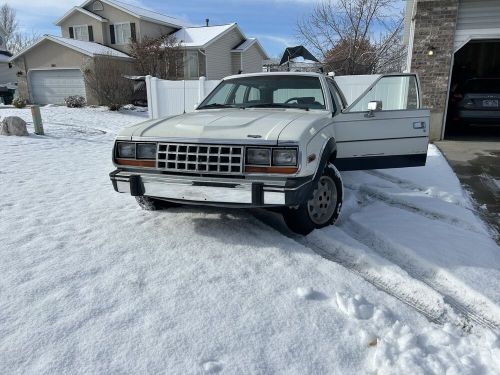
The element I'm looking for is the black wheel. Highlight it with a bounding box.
[135,196,177,211]
[283,163,343,235]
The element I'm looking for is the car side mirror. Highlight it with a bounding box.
[365,101,382,118]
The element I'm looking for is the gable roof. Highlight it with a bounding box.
[10,35,133,61]
[172,23,240,48]
[80,0,188,28]
[54,6,108,26]
[231,38,269,59]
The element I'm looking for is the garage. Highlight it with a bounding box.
[30,69,86,105]
[444,0,500,139]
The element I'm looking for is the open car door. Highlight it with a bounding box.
[333,74,430,171]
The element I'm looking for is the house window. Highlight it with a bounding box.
[114,23,132,45]
[93,1,104,11]
[185,50,199,79]
[73,25,89,42]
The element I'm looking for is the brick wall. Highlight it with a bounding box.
[410,0,459,140]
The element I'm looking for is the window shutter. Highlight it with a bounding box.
[69,27,74,39]
[130,22,137,42]
[110,25,115,44]
[88,26,94,42]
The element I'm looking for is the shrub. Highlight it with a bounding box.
[108,103,123,111]
[12,97,27,109]
[64,95,86,108]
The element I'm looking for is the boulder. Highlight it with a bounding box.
[0,117,29,136]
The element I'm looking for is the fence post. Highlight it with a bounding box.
[198,76,206,105]
[145,75,153,119]
[150,77,159,119]
[31,105,44,135]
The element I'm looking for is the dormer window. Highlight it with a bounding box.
[92,1,104,11]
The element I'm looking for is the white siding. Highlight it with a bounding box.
[241,44,264,74]
[205,28,244,79]
[454,0,500,51]
[231,53,241,75]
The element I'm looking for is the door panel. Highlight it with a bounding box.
[333,74,429,171]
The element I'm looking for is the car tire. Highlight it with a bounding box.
[282,163,343,235]
[135,196,177,211]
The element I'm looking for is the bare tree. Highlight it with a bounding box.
[83,55,134,110]
[0,3,40,54]
[0,3,17,41]
[297,0,406,75]
[129,34,184,79]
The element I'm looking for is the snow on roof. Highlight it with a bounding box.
[172,24,237,48]
[10,35,132,61]
[232,38,257,52]
[81,0,188,28]
[231,38,269,59]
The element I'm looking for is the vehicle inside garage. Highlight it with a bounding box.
[445,39,500,139]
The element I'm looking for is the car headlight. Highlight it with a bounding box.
[136,143,157,159]
[273,149,297,166]
[246,148,271,165]
[117,142,136,159]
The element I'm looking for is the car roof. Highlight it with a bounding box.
[223,72,325,80]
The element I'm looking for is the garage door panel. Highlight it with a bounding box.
[30,69,86,105]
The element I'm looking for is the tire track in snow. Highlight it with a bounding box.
[252,211,447,325]
[348,183,484,235]
[364,170,465,207]
[343,216,500,331]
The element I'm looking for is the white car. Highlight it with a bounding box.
[110,72,429,234]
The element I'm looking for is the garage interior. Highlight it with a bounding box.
[445,39,500,139]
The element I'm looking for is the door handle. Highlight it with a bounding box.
[413,121,426,130]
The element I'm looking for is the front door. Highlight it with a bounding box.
[333,74,430,171]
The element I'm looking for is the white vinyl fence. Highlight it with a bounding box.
[146,74,380,120]
[146,76,220,119]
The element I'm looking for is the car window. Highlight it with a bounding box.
[326,80,340,114]
[348,75,420,112]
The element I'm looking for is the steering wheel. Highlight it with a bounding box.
[284,97,301,104]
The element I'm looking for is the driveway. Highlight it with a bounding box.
[436,138,500,243]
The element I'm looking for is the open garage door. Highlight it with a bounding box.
[30,69,86,105]
[445,39,500,138]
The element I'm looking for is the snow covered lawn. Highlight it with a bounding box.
[1,106,499,374]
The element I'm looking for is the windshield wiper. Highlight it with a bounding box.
[198,103,235,110]
[244,103,309,111]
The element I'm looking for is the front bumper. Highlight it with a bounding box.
[110,170,313,208]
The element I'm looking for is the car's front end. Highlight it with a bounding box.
[110,139,315,208]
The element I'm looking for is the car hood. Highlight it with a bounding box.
[119,109,326,143]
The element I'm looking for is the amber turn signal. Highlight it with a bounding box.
[245,166,298,174]
[116,159,156,168]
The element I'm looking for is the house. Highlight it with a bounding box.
[403,0,500,140]
[10,0,268,105]
[0,24,16,84]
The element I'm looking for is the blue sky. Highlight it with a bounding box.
[7,0,322,57]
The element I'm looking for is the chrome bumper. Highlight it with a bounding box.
[110,170,311,206]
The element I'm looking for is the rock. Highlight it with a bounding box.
[0,116,29,136]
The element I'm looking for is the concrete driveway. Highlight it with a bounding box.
[436,138,500,243]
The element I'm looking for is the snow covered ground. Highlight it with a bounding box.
[1,106,499,374]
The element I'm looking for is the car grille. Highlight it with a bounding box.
[157,143,244,174]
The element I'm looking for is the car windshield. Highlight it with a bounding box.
[198,75,326,110]
[464,79,500,94]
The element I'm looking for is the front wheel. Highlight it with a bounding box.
[135,196,177,211]
[282,164,343,235]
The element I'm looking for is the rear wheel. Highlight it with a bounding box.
[135,196,177,211]
[283,163,343,235]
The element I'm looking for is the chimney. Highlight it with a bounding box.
[205,18,209,27]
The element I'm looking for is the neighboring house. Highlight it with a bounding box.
[403,0,500,140]
[10,0,268,105]
[0,24,16,84]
